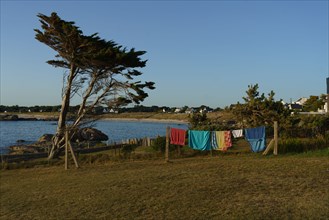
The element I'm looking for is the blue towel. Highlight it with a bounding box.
[245,126,266,152]
[211,131,218,149]
[188,130,211,151]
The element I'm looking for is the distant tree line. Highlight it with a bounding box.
[0,105,221,114]
[0,105,76,113]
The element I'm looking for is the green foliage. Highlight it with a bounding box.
[120,144,138,156]
[232,84,289,127]
[35,12,155,108]
[279,137,328,154]
[280,114,329,138]
[188,112,209,129]
[189,111,240,131]
[151,136,176,152]
[303,95,325,112]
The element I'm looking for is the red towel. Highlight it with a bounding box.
[224,131,232,149]
[170,128,186,146]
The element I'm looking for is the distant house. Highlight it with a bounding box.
[199,106,213,114]
[285,97,307,112]
[318,100,328,113]
[295,97,308,106]
[109,108,119,114]
[185,108,196,114]
[174,108,182,113]
[287,103,303,111]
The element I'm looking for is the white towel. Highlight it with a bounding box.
[232,129,243,138]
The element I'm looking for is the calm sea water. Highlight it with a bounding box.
[0,120,188,154]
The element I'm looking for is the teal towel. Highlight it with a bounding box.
[188,130,211,151]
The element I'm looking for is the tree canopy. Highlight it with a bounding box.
[232,84,289,127]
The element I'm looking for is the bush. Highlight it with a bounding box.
[279,137,328,153]
[120,144,138,158]
[151,136,176,153]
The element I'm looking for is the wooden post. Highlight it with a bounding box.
[147,137,151,147]
[68,142,79,168]
[165,126,170,162]
[274,121,278,155]
[65,130,69,170]
[326,93,329,114]
[262,139,274,155]
[65,129,79,170]
[177,145,181,156]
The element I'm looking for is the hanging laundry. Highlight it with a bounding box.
[211,131,231,151]
[232,129,243,138]
[188,130,211,151]
[244,126,266,152]
[211,131,220,150]
[218,131,226,150]
[170,128,186,146]
[224,131,232,149]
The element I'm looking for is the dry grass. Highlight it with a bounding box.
[1,152,328,220]
[101,111,234,122]
[101,112,190,122]
[7,111,233,123]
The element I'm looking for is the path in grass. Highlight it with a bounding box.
[1,154,328,219]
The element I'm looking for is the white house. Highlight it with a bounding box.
[185,108,196,114]
[295,97,308,105]
[318,102,328,113]
[174,108,182,113]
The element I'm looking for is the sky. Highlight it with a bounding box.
[1,0,328,108]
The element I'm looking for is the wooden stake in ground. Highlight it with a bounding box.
[273,121,278,155]
[165,126,170,162]
[263,139,274,155]
[64,129,79,170]
[263,121,278,156]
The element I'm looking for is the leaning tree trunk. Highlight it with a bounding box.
[48,65,76,160]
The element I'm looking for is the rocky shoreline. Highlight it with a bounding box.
[0,114,58,121]
[4,127,109,155]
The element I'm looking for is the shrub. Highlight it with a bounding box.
[120,144,138,157]
[151,136,176,152]
[279,137,328,153]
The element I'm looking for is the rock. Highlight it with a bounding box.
[38,134,54,143]
[9,145,39,154]
[16,139,26,143]
[0,114,19,121]
[9,128,108,155]
[73,127,108,142]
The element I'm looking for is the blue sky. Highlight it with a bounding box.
[1,0,328,108]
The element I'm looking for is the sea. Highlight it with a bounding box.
[0,120,188,154]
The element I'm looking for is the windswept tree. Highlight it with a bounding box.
[232,84,289,127]
[35,12,155,159]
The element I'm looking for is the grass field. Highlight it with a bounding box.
[1,151,328,220]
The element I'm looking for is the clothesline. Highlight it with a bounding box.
[169,126,266,153]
